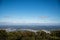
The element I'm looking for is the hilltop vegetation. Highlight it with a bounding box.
[0,30,60,40]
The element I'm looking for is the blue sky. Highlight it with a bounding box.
[0,0,60,24]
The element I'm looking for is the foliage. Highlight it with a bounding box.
[0,30,8,40]
[0,30,60,40]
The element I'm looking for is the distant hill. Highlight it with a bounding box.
[0,25,60,31]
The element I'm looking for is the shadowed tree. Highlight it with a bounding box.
[0,30,8,40]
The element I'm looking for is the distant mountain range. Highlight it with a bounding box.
[0,24,60,31]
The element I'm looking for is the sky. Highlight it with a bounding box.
[0,0,60,25]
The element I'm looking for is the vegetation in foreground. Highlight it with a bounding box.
[0,30,60,40]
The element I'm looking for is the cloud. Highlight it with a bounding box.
[39,16,48,18]
[3,16,10,19]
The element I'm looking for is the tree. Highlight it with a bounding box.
[0,30,8,40]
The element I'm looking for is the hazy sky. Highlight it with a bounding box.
[0,0,60,24]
